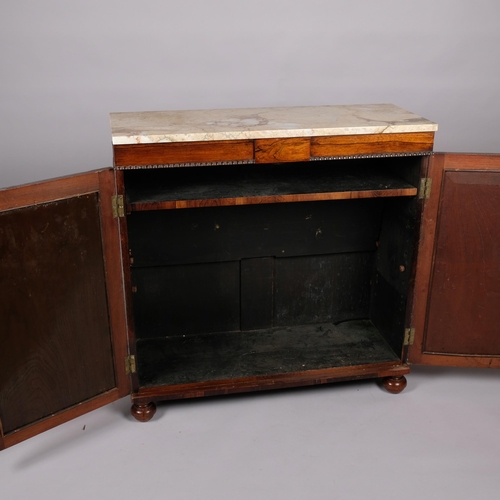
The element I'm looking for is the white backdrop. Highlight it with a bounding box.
[1,0,499,188]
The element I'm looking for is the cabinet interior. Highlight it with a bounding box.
[123,157,422,388]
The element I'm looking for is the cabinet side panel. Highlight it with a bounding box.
[0,194,116,434]
[371,194,420,357]
[424,170,500,355]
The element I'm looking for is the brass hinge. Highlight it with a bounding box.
[418,178,432,199]
[111,195,125,218]
[404,328,415,346]
[125,355,136,374]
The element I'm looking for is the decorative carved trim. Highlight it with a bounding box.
[117,159,256,170]
[311,151,433,161]
[117,151,433,169]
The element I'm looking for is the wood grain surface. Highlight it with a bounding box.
[424,169,500,355]
[113,140,254,166]
[115,170,141,393]
[132,363,410,403]
[2,389,119,450]
[113,132,434,167]
[254,138,310,163]
[0,171,100,212]
[97,170,131,396]
[0,194,116,435]
[311,132,434,157]
[0,170,129,449]
[409,153,500,367]
[126,188,416,211]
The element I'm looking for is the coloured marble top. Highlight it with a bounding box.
[110,104,437,145]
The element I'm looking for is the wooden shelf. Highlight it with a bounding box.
[135,319,400,388]
[124,162,417,211]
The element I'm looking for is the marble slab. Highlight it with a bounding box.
[110,104,437,145]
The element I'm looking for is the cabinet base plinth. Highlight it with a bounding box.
[381,375,407,394]
[131,402,156,422]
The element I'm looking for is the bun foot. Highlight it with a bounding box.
[382,375,407,394]
[131,402,157,422]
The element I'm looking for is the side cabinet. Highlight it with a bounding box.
[0,170,130,450]
[1,106,498,450]
[409,154,500,367]
[111,105,440,422]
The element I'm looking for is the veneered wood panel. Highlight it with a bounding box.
[424,170,500,355]
[409,154,500,367]
[0,170,129,449]
[255,138,310,163]
[127,188,417,211]
[311,132,434,158]
[97,170,130,394]
[0,195,115,435]
[133,362,410,402]
[2,389,119,449]
[0,171,99,212]
[115,169,140,392]
[113,140,254,167]
[408,155,443,365]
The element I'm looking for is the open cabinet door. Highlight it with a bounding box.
[0,170,130,450]
[408,153,500,367]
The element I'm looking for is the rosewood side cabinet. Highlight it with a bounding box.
[1,104,499,450]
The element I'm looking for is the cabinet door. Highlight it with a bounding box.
[408,154,500,367]
[0,170,130,450]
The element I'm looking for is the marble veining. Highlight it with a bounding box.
[110,104,437,145]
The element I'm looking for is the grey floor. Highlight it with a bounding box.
[1,366,499,500]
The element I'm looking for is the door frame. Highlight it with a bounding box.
[0,169,130,450]
[408,153,500,368]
